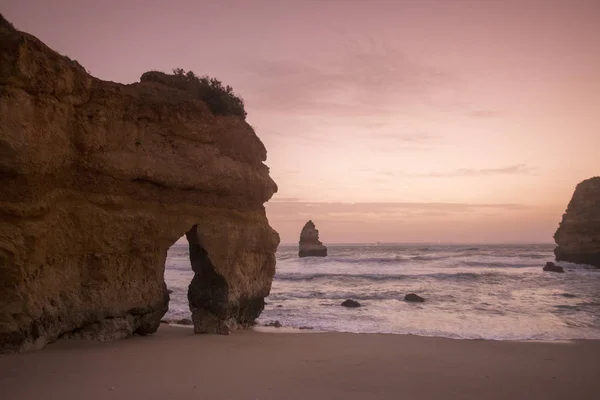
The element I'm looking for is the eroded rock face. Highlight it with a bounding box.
[298,220,327,257]
[0,16,279,352]
[554,177,600,268]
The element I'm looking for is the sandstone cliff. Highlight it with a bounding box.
[0,15,279,352]
[298,220,327,257]
[554,177,600,268]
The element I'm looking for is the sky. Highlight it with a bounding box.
[3,0,599,243]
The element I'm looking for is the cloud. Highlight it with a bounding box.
[470,110,502,118]
[409,164,533,177]
[367,132,437,142]
[269,196,303,203]
[242,38,460,117]
[359,121,389,129]
[361,132,439,152]
[271,170,300,177]
[267,201,530,221]
[266,200,558,244]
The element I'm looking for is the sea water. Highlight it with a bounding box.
[164,243,600,340]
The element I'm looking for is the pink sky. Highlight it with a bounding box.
[4,0,599,243]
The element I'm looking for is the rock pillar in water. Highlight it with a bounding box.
[298,220,328,257]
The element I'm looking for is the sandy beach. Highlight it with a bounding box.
[1,325,599,400]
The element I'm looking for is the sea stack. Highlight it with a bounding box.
[298,220,328,257]
[0,16,279,352]
[554,177,600,268]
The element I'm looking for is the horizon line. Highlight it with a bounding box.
[172,241,555,246]
[278,241,555,246]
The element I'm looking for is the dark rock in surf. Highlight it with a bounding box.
[543,262,564,273]
[341,299,361,308]
[159,318,193,325]
[405,293,425,303]
[266,320,282,328]
[298,220,327,257]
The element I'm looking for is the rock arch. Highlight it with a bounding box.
[0,17,279,352]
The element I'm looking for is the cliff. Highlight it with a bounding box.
[0,15,279,352]
[298,220,327,257]
[554,177,600,268]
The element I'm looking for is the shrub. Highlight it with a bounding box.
[140,68,247,119]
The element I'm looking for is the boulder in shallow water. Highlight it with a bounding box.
[405,293,425,303]
[554,177,600,268]
[265,320,282,328]
[298,220,327,257]
[543,262,564,273]
[341,299,361,308]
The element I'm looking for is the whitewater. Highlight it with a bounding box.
[164,243,600,340]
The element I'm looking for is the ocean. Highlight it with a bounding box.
[164,243,600,340]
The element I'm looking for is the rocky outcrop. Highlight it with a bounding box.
[298,220,327,257]
[554,177,600,268]
[0,16,279,352]
[543,262,564,273]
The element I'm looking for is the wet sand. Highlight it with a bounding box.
[1,324,599,400]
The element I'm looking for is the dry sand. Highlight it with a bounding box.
[1,324,599,400]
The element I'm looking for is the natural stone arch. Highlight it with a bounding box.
[0,17,279,353]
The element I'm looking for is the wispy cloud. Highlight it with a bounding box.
[267,201,530,219]
[380,171,397,177]
[366,132,439,152]
[409,164,532,177]
[270,196,303,203]
[367,132,437,142]
[242,36,504,123]
[243,39,460,117]
[470,110,502,118]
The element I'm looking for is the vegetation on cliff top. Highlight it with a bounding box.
[140,68,247,119]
